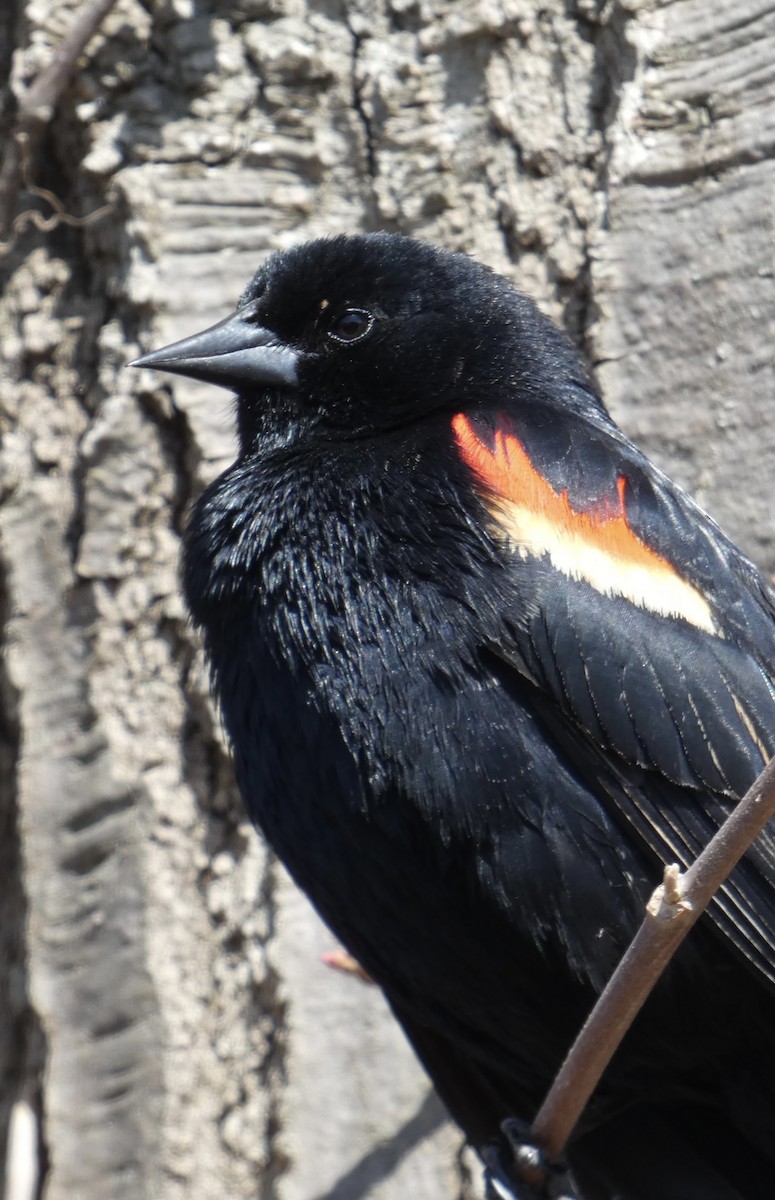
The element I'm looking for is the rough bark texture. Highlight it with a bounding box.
[0,1,772,1198]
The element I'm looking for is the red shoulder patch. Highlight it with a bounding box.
[452,413,717,635]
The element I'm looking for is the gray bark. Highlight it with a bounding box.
[0,1,773,1198]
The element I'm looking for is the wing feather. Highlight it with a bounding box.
[454,405,775,984]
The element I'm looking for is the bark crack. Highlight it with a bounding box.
[566,1,639,363]
[0,557,49,1200]
[257,858,290,1200]
[346,17,377,181]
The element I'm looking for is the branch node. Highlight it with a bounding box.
[646,863,690,920]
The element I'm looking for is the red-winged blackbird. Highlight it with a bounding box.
[134,235,775,1200]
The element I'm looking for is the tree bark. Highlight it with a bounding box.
[0,1,773,1198]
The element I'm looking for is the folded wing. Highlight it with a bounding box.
[454,404,775,985]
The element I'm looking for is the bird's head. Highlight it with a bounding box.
[132,233,585,450]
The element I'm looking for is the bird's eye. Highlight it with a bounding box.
[328,309,374,345]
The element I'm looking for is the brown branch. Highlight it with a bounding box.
[0,0,120,242]
[529,752,775,1163]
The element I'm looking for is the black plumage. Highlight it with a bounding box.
[134,234,775,1199]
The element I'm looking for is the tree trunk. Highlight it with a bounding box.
[0,1,772,1197]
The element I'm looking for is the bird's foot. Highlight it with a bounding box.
[483,1118,578,1200]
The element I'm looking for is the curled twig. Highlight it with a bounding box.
[0,0,119,246]
[530,753,775,1162]
[0,131,113,254]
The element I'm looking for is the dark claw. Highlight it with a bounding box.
[482,1118,579,1200]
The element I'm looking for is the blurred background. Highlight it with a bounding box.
[0,1,773,1197]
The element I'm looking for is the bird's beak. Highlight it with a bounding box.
[130,308,300,391]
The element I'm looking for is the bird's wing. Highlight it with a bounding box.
[452,403,775,984]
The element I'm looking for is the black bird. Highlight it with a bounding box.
[134,234,775,1200]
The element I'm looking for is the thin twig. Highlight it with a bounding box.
[0,0,119,241]
[530,752,775,1162]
